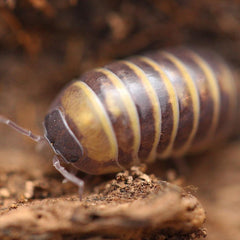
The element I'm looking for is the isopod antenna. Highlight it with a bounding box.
[0,114,85,199]
[0,115,44,142]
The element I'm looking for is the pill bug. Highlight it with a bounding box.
[1,47,239,196]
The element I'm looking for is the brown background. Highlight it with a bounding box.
[0,1,240,239]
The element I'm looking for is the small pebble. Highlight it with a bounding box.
[24,181,34,199]
[0,188,10,198]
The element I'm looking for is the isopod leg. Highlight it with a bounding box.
[62,167,78,184]
[0,115,44,143]
[52,155,84,200]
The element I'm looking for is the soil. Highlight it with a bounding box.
[0,163,207,240]
[0,1,240,239]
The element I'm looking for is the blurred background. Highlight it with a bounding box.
[0,1,240,239]
[1,0,240,148]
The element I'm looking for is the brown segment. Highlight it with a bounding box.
[105,61,156,161]
[128,56,175,155]
[145,52,195,153]
[80,70,137,168]
[167,49,216,151]
[196,50,237,142]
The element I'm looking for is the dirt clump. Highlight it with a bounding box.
[0,166,206,240]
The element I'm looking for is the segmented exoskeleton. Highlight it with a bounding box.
[44,47,239,175]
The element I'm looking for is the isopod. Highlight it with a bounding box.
[1,47,239,196]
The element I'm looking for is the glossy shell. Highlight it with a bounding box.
[44,48,239,175]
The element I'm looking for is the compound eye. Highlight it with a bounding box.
[44,108,84,163]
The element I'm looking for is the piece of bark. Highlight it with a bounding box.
[0,166,206,240]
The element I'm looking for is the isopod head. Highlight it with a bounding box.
[43,81,122,175]
[44,108,84,164]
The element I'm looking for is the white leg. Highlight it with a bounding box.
[52,155,84,200]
